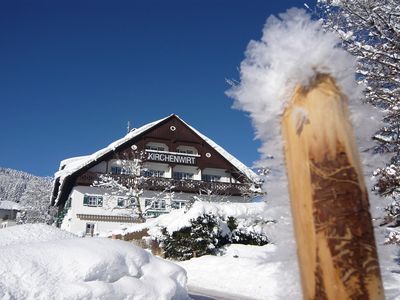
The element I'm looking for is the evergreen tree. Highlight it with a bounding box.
[160,214,269,260]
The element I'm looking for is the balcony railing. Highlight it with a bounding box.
[76,172,252,196]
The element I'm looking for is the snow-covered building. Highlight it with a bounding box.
[0,200,22,228]
[51,114,261,235]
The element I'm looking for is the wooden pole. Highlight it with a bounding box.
[281,74,384,299]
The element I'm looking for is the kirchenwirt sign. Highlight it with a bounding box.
[146,151,196,165]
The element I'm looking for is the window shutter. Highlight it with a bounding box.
[98,197,103,207]
[83,195,89,206]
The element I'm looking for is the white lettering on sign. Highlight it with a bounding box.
[147,152,196,165]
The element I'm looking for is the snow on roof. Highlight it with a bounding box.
[53,114,260,205]
[59,155,91,171]
[179,117,260,183]
[0,200,22,211]
[55,115,171,181]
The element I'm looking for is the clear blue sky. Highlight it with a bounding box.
[0,0,314,177]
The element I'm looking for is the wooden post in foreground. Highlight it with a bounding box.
[282,74,384,299]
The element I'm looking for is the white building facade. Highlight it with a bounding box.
[51,115,261,236]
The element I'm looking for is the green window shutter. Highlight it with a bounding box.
[66,198,72,209]
[83,195,89,206]
[98,197,103,207]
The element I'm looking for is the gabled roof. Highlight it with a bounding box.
[51,114,260,206]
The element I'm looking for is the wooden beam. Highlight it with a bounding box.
[281,74,384,299]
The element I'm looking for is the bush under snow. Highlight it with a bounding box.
[0,224,188,300]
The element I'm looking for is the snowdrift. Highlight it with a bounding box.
[0,224,188,300]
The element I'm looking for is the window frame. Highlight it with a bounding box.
[83,195,103,207]
[173,171,194,180]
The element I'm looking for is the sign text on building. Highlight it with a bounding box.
[147,151,196,165]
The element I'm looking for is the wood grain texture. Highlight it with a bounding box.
[281,74,384,299]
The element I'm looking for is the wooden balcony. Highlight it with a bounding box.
[76,172,253,196]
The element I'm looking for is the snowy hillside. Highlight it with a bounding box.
[0,167,52,223]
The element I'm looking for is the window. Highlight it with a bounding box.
[83,195,103,207]
[145,145,166,151]
[145,199,166,210]
[172,200,186,209]
[144,143,168,151]
[86,223,95,236]
[111,166,131,175]
[176,146,197,155]
[143,169,165,178]
[177,149,194,154]
[202,174,221,182]
[173,172,194,180]
[117,198,126,208]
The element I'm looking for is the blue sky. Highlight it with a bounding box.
[0,0,314,177]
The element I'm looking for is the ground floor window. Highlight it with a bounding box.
[145,199,166,210]
[172,200,186,209]
[85,223,95,236]
[83,195,103,207]
[116,197,135,208]
[117,197,126,208]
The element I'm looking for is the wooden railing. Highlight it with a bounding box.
[76,172,252,196]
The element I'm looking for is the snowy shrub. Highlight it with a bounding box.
[161,214,228,260]
[160,214,269,261]
[228,217,270,246]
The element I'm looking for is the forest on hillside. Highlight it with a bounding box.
[0,168,53,223]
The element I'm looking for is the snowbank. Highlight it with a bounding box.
[178,243,301,300]
[0,224,188,300]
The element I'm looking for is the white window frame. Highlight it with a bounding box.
[173,172,194,180]
[202,174,222,182]
[172,200,186,209]
[83,195,103,207]
[143,169,165,178]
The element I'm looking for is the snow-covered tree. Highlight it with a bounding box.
[18,178,53,224]
[92,151,147,220]
[317,0,400,222]
[0,167,53,224]
[92,149,175,219]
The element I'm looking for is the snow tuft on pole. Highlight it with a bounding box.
[227,8,361,162]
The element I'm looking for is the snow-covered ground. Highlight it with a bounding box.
[0,224,188,300]
[111,197,400,299]
[178,243,300,300]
